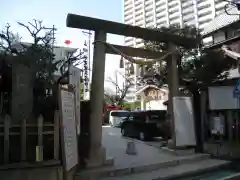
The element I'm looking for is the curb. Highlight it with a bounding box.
[219,172,240,180]
[153,161,231,180]
[75,154,210,180]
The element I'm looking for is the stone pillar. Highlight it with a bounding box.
[12,60,33,122]
[87,31,107,167]
[167,43,179,147]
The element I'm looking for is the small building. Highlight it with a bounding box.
[135,85,168,110]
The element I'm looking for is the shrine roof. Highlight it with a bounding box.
[136,85,168,95]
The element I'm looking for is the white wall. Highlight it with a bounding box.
[53,46,77,76]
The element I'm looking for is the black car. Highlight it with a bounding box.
[120,110,171,141]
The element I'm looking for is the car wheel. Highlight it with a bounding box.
[121,127,126,136]
[139,132,146,141]
[109,121,113,127]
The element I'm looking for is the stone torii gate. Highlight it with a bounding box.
[66,13,197,167]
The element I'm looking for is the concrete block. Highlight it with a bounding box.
[126,141,137,155]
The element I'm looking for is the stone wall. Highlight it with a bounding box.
[204,142,240,159]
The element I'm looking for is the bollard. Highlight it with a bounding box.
[126,141,137,155]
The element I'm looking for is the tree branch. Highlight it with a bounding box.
[105,71,134,105]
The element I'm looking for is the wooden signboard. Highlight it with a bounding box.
[58,85,78,172]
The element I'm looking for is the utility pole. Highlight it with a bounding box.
[44,25,56,95]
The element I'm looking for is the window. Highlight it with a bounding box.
[111,111,130,117]
[130,112,146,121]
[147,110,167,121]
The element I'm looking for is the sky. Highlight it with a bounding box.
[0,0,124,91]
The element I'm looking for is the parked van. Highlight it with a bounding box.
[120,110,171,141]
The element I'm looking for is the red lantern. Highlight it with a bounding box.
[64,40,71,45]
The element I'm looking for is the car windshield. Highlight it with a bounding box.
[147,111,167,121]
[111,111,130,117]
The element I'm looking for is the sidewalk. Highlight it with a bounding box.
[102,126,205,169]
[75,127,230,180]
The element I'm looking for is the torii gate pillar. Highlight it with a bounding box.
[87,30,107,167]
[167,43,179,147]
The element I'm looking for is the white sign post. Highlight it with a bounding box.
[59,85,78,172]
[173,96,196,147]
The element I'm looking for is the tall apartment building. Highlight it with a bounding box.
[123,0,228,102]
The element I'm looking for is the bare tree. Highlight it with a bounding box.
[0,19,85,117]
[104,71,134,105]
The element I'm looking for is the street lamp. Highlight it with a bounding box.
[119,56,124,68]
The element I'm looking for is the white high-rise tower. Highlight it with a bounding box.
[123,0,228,102]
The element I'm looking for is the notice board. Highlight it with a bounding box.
[59,85,78,172]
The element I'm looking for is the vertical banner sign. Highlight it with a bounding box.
[83,47,89,99]
[69,66,81,135]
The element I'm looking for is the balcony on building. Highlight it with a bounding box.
[155,0,166,9]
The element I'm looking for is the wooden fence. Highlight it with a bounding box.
[0,111,60,168]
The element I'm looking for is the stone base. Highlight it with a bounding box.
[103,157,114,166]
[163,139,196,156]
[85,146,114,168]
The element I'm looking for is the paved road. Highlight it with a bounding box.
[101,125,178,169]
[102,125,164,149]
